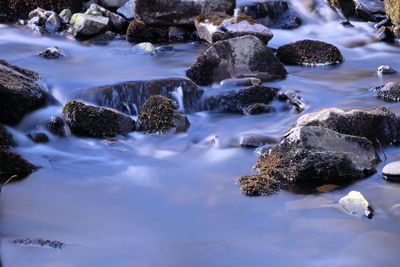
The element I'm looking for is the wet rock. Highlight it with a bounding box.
[62,100,135,138]
[236,173,281,196]
[294,107,400,145]
[28,132,49,143]
[328,0,356,18]
[89,3,128,33]
[382,161,400,181]
[239,134,278,148]
[99,0,127,9]
[0,0,82,22]
[45,13,62,32]
[238,0,302,29]
[135,0,236,26]
[243,103,275,115]
[195,12,274,44]
[0,60,52,125]
[278,91,307,112]
[38,47,63,59]
[187,35,287,85]
[0,151,37,183]
[76,78,203,115]
[0,125,15,150]
[277,40,344,66]
[45,116,68,137]
[377,82,400,102]
[132,42,157,55]
[69,13,109,38]
[377,65,396,75]
[59,9,72,24]
[117,0,135,20]
[354,0,385,22]
[137,95,190,134]
[339,191,373,218]
[220,77,262,87]
[205,85,278,114]
[14,239,64,250]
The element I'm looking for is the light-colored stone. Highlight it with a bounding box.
[69,13,109,37]
[382,161,400,179]
[377,65,396,75]
[132,42,157,55]
[339,191,372,217]
[117,0,135,20]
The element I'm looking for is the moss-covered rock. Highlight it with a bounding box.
[0,125,14,150]
[0,59,53,125]
[385,0,400,35]
[236,173,281,196]
[276,39,344,65]
[62,100,135,138]
[0,151,37,183]
[137,95,190,134]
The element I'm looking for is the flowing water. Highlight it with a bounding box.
[1,2,400,266]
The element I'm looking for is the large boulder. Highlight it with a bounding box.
[0,125,14,150]
[0,0,82,22]
[294,107,400,145]
[62,100,135,138]
[205,85,277,113]
[186,35,287,85]
[195,13,274,44]
[135,0,236,26]
[76,78,203,115]
[0,60,53,125]
[276,40,344,65]
[237,126,379,195]
[137,95,190,134]
[69,13,109,38]
[0,151,37,183]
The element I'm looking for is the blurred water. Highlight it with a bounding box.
[1,5,400,267]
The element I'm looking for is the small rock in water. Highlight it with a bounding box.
[339,191,373,218]
[132,42,157,56]
[377,82,400,102]
[45,116,69,137]
[219,77,262,87]
[382,161,400,181]
[240,134,278,148]
[278,91,307,112]
[377,65,396,75]
[28,132,50,143]
[14,238,64,250]
[38,47,63,59]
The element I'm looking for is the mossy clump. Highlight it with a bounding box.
[236,13,257,25]
[0,150,37,183]
[196,12,232,26]
[137,95,190,134]
[276,39,344,65]
[0,125,15,150]
[62,100,136,138]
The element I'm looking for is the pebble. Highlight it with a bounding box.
[38,47,63,59]
[339,191,373,218]
[377,65,396,75]
[382,161,400,181]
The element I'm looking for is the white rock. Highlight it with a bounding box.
[69,13,109,37]
[339,191,371,217]
[377,65,396,75]
[382,161,400,179]
[132,42,157,55]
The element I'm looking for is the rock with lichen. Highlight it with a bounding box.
[0,151,37,183]
[137,95,190,134]
[62,100,135,138]
[276,39,344,66]
[187,35,287,85]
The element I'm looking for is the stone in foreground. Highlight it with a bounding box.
[187,35,287,85]
[339,191,373,218]
[137,95,190,134]
[382,161,400,181]
[277,39,344,65]
[63,100,135,138]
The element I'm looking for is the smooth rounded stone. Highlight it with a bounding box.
[339,191,373,218]
[382,161,400,180]
[239,134,278,148]
[377,65,396,75]
[117,0,135,20]
[62,100,136,138]
[0,60,53,125]
[205,85,278,113]
[242,103,275,115]
[377,82,400,102]
[89,3,128,32]
[132,42,157,55]
[0,150,37,183]
[137,95,190,134]
[38,47,63,59]
[99,0,127,9]
[195,13,274,44]
[28,132,50,143]
[59,9,72,24]
[0,125,15,150]
[277,39,344,66]
[135,0,236,26]
[45,13,62,32]
[294,107,400,145]
[75,78,203,115]
[69,13,109,38]
[187,35,287,85]
[220,77,262,87]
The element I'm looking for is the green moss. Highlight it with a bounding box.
[236,13,257,25]
[236,174,280,196]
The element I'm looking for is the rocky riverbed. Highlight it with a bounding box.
[1,0,400,267]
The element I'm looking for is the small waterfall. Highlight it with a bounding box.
[171,86,185,112]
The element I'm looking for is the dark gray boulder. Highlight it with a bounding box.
[0,151,37,183]
[0,125,15,150]
[187,35,287,85]
[62,100,136,138]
